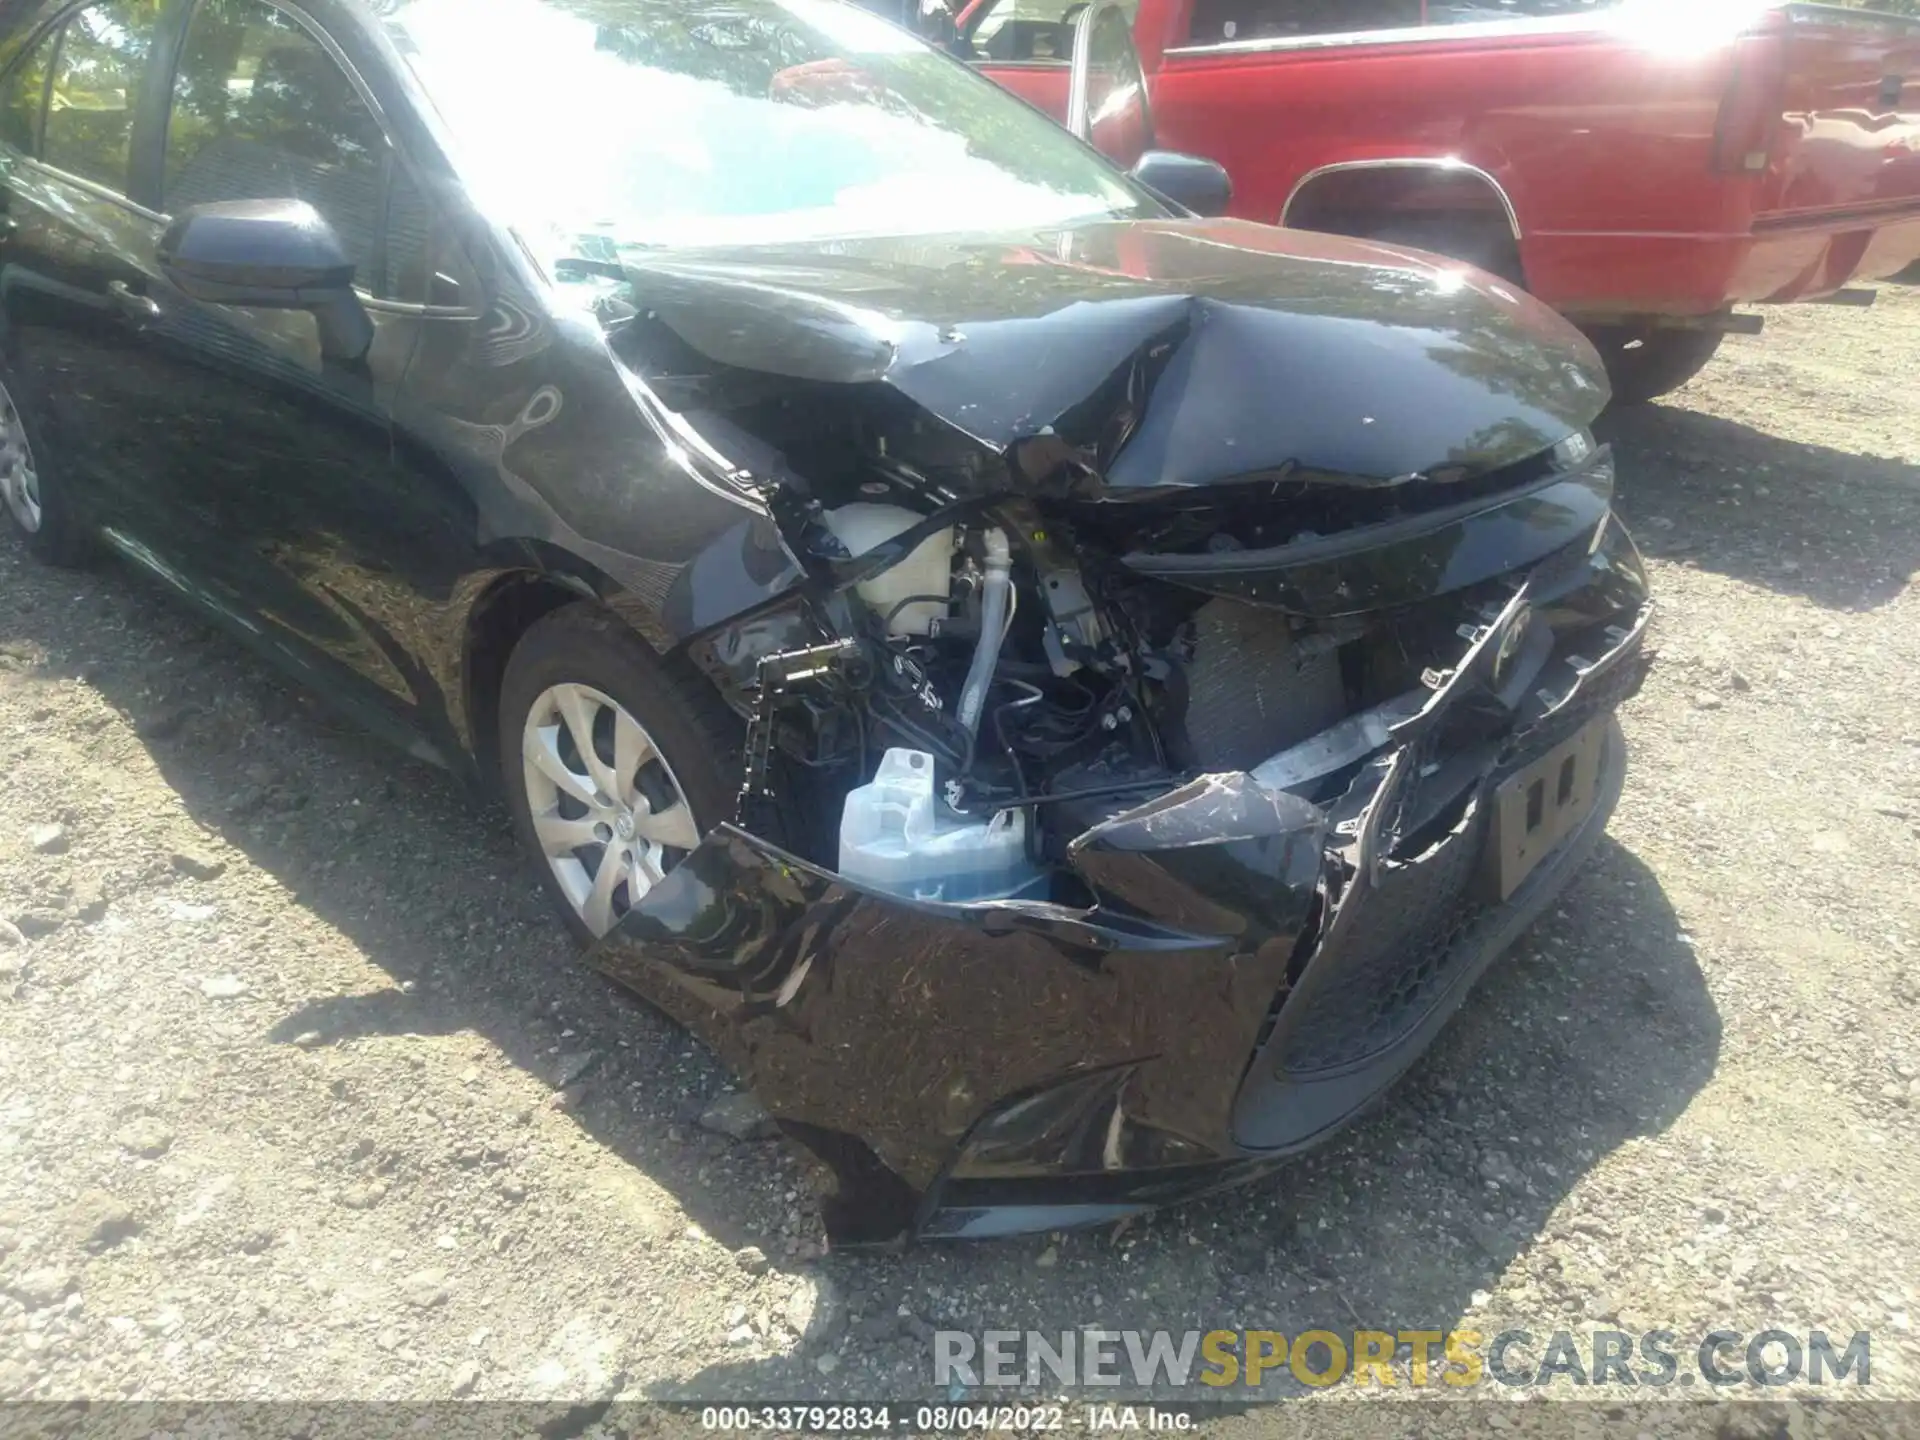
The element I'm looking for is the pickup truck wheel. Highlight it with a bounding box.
[1583,326,1724,405]
[499,604,738,945]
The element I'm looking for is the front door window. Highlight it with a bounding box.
[165,0,389,285]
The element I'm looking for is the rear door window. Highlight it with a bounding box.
[41,0,162,190]
[1425,0,1616,23]
[969,0,1141,63]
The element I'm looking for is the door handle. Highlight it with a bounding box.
[107,280,161,325]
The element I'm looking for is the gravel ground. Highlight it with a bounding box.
[1,286,1918,1416]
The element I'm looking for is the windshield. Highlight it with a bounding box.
[382,0,1157,265]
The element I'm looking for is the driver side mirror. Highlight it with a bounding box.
[1129,150,1233,218]
[157,198,373,364]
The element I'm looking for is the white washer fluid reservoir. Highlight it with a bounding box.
[837,748,1042,903]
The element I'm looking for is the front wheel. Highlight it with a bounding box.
[1582,326,1724,406]
[499,604,737,944]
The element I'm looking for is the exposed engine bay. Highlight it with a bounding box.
[684,416,1627,912]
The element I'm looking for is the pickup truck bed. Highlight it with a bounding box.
[968,0,1920,399]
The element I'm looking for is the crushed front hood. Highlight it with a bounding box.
[621,217,1608,493]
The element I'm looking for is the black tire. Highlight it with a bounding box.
[1581,326,1724,406]
[0,366,93,567]
[499,603,739,947]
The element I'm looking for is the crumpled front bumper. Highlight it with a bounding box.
[592,522,1652,1248]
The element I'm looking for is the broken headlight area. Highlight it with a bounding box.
[596,433,1649,1247]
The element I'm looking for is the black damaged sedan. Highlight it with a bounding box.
[0,0,1649,1246]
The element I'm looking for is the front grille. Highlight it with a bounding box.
[1276,798,1488,1076]
[1378,720,1457,854]
[1505,650,1649,770]
[1269,651,1643,1079]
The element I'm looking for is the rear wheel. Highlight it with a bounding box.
[499,604,737,944]
[1581,325,1724,405]
[0,371,91,566]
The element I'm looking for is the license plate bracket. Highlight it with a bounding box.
[1482,717,1607,901]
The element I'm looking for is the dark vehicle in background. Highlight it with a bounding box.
[0,0,1649,1245]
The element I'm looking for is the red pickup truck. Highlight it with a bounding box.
[959,0,1920,401]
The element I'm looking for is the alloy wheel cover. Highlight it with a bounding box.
[520,682,701,936]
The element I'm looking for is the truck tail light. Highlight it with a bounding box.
[1712,33,1789,173]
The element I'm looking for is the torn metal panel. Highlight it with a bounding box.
[590,826,1285,1245]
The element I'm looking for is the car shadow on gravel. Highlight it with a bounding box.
[674,832,1721,1400]
[1599,404,1920,611]
[0,553,822,1258]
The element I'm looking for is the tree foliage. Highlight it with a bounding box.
[1824,0,1920,15]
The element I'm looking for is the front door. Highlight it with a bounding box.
[132,0,471,743]
[0,0,481,758]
